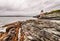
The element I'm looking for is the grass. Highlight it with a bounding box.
[44,10,60,15]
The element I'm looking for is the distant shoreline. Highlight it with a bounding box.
[0,15,34,17]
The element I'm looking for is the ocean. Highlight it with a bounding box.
[0,17,36,26]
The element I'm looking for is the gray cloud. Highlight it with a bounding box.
[0,0,60,16]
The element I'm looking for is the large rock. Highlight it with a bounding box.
[0,19,60,41]
[22,20,60,41]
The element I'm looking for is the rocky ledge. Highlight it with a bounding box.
[34,10,60,20]
[22,19,60,41]
[0,10,60,41]
[0,19,60,41]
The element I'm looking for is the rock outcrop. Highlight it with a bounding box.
[0,21,21,41]
[0,19,60,41]
[0,10,60,41]
[22,19,60,41]
[34,10,60,20]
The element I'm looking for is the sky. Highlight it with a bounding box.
[0,0,60,16]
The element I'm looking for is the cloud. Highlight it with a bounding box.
[0,0,60,16]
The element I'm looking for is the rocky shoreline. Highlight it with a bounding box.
[0,19,60,41]
[0,10,60,41]
[22,19,60,41]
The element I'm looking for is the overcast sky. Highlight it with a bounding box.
[0,0,60,16]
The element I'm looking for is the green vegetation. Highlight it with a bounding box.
[44,10,60,15]
[34,9,60,19]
